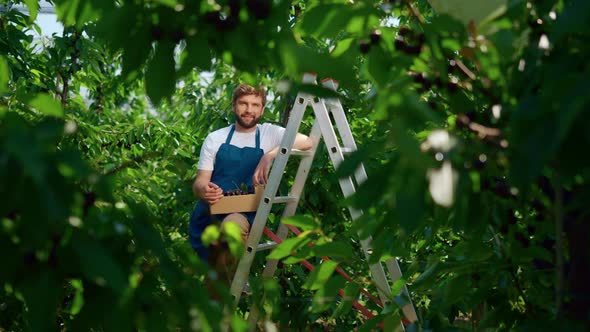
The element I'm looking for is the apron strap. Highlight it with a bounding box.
[255,126,260,149]
[225,124,236,144]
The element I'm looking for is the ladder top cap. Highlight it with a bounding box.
[320,78,339,84]
[321,78,340,90]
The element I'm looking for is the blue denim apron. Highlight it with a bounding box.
[189,125,263,260]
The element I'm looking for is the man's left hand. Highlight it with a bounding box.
[253,153,274,185]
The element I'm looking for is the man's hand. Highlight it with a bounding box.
[253,153,274,185]
[202,182,224,205]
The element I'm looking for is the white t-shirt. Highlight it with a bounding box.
[197,123,286,171]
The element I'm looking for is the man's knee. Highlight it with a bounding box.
[221,213,250,242]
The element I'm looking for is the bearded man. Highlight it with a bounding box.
[189,83,312,284]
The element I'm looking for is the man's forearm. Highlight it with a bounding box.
[193,178,209,199]
[294,133,313,151]
[265,146,279,160]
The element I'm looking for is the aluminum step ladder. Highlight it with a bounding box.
[230,73,418,330]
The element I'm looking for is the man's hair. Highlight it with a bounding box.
[232,83,266,107]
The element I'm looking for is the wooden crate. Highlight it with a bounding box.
[210,185,264,215]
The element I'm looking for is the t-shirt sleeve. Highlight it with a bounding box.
[266,123,286,151]
[197,134,216,171]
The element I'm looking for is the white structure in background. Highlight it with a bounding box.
[2,1,63,38]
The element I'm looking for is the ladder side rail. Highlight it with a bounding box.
[384,259,419,323]
[326,100,369,185]
[321,80,369,188]
[230,93,312,301]
[310,96,394,305]
[247,121,323,328]
[261,119,322,279]
[322,80,416,327]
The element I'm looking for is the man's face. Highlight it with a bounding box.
[233,94,264,131]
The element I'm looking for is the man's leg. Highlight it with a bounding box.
[210,213,250,285]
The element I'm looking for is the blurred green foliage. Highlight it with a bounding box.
[1,0,589,331]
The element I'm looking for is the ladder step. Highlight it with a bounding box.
[257,241,277,252]
[329,146,355,154]
[272,195,298,204]
[291,149,314,157]
[341,147,355,154]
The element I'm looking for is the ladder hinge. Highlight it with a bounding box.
[257,242,278,252]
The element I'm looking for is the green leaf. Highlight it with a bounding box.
[153,0,177,8]
[222,222,245,258]
[28,93,64,118]
[24,0,40,22]
[303,260,338,290]
[282,215,318,231]
[145,41,176,105]
[69,279,85,315]
[73,233,128,293]
[201,224,220,246]
[179,35,212,76]
[0,56,8,94]
[54,0,104,28]
[428,0,507,28]
[311,274,345,313]
[20,271,60,332]
[267,235,311,260]
[279,39,355,89]
[412,261,442,288]
[296,4,355,38]
[311,241,354,260]
[333,282,360,318]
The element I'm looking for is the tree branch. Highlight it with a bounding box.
[554,174,564,316]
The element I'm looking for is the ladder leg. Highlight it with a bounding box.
[260,119,321,278]
[310,94,395,305]
[322,79,418,327]
[247,120,322,327]
[230,92,311,303]
[384,258,418,323]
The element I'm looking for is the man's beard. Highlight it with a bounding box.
[235,113,260,129]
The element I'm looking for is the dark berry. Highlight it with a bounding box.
[171,30,185,43]
[151,26,164,40]
[229,0,241,16]
[541,237,555,251]
[359,41,371,54]
[293,5,301,18]
[514,232,530,247]
[526,224,536,235]
[204,11,222,25]
[533,258,553,270]
[23,251,38,267]
[536,176,554,199]
[472,157,486,170]
[499,223,509,235]
[394,38,406,51]
[6,210,19,220]
[446,81,459,93]
[493,179,511,198]
[369,30,382,44]
[247,0,271,20]
[507,209,517,225]
[398,26,411,37]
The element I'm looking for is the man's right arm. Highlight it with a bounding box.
[192,170,223,205]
